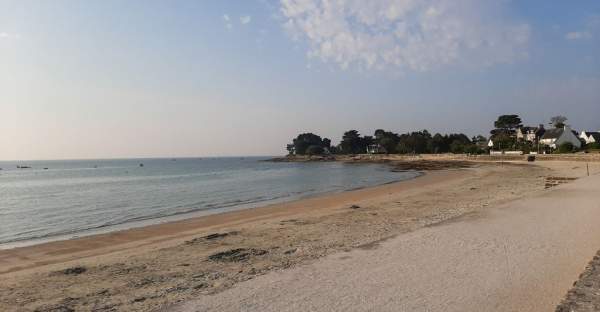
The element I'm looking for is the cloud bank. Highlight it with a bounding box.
[280,0,530,72]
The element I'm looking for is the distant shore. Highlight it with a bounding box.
[269,152,600,163]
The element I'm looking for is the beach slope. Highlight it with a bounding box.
[174,172,600,312]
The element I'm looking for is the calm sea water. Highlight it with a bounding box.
[0,157,419,248]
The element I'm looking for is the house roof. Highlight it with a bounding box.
[542,128,580,140]
[584,131,599,136]
[518,126,545,136]
[589,133,600,141]
[519,126,536,132]
[541,128,563,140]
[535,127,546,136]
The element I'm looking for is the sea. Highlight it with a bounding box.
[0,157,420,249]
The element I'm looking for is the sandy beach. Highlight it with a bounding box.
[1,159,599,311]
[175,163,600,312]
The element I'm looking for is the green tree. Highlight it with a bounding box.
[290,133,325,155]
[494,115,522,131]
[449,141,465,154]
[306,145,325,155]
[490,114,520,150]
[396,130,432,154]
[489,131,514,150]
[374,129,400,153]
[340,130,368,154]
[550,116,568,128]
[472,135,487,144]
[429,133,448,153]
[374,129,386,140]
[396,142,411,154]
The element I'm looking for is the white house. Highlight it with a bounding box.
[539,126,582,149]
[516,125,545,143]
[580,131,600,144]
[366,144,387,154]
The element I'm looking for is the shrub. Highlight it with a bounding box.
[464,144,481,155]
[396,142,411,154]
[450,141,465,154]
[556,142,575,154]
[305,145,325,155]
[586,142,600,150]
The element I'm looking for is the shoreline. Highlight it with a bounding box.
[0,168,452,275]
[271,152,600,163]
[0,159,420,251]
[2,160,597,311]
[0,172,421,251]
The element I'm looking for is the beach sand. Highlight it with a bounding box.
[1,159,598,311]
[174,164,600,312]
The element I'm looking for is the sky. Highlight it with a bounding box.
[1,0,599,160]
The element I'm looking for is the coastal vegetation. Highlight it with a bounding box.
[287,129,485,155]
[286,133,332,156]
[287,114,598,155]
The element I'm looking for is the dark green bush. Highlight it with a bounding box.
[586,142,600,150]
[305,145,325,155]
[556,142,575,154]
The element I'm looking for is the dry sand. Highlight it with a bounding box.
[0,160,598,311]
[175,167,600,312]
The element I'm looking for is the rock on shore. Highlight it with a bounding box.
[556,250,600,312]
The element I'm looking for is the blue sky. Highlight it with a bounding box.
[1,0,599,160]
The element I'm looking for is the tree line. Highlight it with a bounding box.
[287,129,487,156]
[287,114,598,156]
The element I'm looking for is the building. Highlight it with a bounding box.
[539,126,582,149]
[516,125,545,143]
[580,131,600,144]
[366,144,387,154]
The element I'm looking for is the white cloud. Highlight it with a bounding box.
[280,0,530,72]
[565,31,592,40]
[240,15,252,25]
[223,14,233,29]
